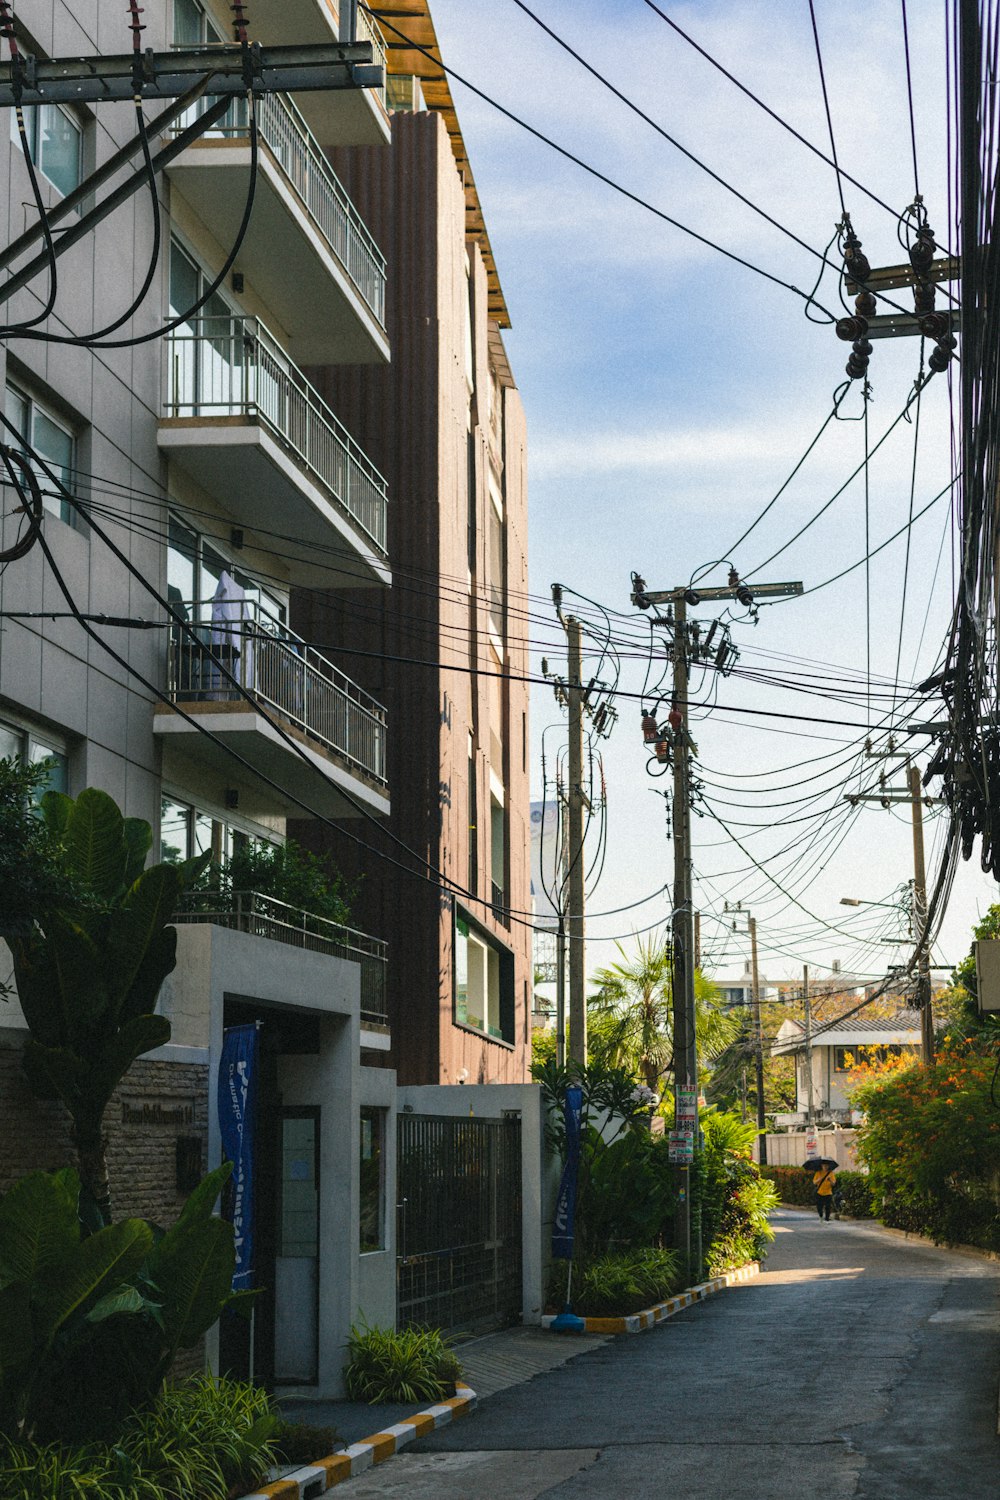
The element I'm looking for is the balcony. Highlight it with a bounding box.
[154,601,389,820]
[158,316,388,587]
[166,92,388,364]
[248,0,389,144]
[173,889,388,1027]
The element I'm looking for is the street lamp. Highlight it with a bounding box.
[839,896,906,908]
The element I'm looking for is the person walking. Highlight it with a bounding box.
[813,1164,837,1221]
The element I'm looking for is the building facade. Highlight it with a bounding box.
[0,0,410,1394]
[292,39,532,1087]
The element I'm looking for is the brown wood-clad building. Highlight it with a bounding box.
[293,103,531,1086]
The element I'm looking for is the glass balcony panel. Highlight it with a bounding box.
[164,315,388,555]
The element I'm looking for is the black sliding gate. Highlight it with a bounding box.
[396,1113,523,1334]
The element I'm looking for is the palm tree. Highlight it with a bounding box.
[589,931,739,1094]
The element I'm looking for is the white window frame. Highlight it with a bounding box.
[0,713,69,795]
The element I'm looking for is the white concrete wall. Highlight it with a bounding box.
[397,1082,549,1324]
[757,1128,862,1172]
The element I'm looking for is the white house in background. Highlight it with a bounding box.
[713,963,780,1008]
[771,1009,922,1123]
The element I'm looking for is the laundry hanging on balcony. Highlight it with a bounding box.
[208,570,254,698]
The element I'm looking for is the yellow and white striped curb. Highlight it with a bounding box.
[541,1261,760,1335]
[237,1383,477,1500]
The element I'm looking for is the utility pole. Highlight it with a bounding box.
[694,911,701,970]
[631,571,802,1271]
[803,964,816,1130]
[844,750,942,1062]
[748,916,767,1165]
[908,763,934,1062]
[555,915,567,1068]
[567,616,587,1066]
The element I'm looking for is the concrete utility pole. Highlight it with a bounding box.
[749,916,767,1165]
[567,616,587,1066]
[634,574,802,1270]
[803,964,816,1129]
[555,916,567,1069]
[908,763,934,1062]
[843,753,942,1063]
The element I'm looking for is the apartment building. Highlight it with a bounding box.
[292,7,533,1088]
[0,0,404,1394]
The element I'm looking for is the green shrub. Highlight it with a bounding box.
[549,1247,682,1316]
[274,1419,340,1466]
[575,1127,675,1256]
[0,1163,248,1443]
[0,1376,279,1500]
[760,1166,875,1218]
[704,1160,778,1275]
[343,1325,463,1405]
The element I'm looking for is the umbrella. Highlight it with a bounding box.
[802,1156,838,1173]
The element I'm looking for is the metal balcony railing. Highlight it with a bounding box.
[164,315,388,554]
[356,6,388,110]
[491,880,507,925]
[174,91,385,324]
[167,598,387,785]
[174,889,388,1023]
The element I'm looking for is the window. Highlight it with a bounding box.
[0,716,68,796]
[359,1107,385,1253]
[455,911,515,1044]
[467,743,477,897]
[167,511,286,625]
[490,793,506,919]
[159,793,271,867]
[5,382,75,524]
[168,240,241,416]
[12,103,82,196]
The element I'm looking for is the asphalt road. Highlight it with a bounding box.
[346,1208,1000,1500]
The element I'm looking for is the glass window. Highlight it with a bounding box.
[173,0,204,46]
[160,796,192,863]
[359,1106,385,1253]
[454,911,515,1044]
[5,381,75,524]
[12,104,82,197]
[36,105,82,197]
[0,718,68,797]
[280,1113,318,1258]
[167,515,197,614]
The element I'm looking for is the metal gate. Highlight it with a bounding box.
[396,1113,522,1334]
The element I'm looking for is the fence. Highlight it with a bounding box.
[166,598,386,785]
[397,1113,523,1333]
[173,889,387,1023]
[165,315,388,554]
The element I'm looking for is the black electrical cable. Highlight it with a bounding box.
[359,2,835,315]
[808,0,847,220]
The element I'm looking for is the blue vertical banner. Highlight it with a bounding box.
[551,1085,584,1260]
[218,1023,259,1291]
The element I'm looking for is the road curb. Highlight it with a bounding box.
[540,1261,761,1335]
[236,1383,477,1500]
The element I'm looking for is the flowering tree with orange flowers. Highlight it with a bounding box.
[850,1035,1000,1247]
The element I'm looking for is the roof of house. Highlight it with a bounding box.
[772,1009,921,1055]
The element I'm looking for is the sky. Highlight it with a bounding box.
[425,0,993,985]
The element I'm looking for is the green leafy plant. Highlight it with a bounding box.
[343,1324,463,1405]
[0,1376,279,1500]
[273,1419,340,1467]
[0,758,86,944]
[0,1163,249,1442]
[575,1126,675,1256]
[548,1247,681,1317]
[6,787,208,1223]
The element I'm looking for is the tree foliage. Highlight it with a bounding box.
[587,932,739,1093]
[6,788,207,1222]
